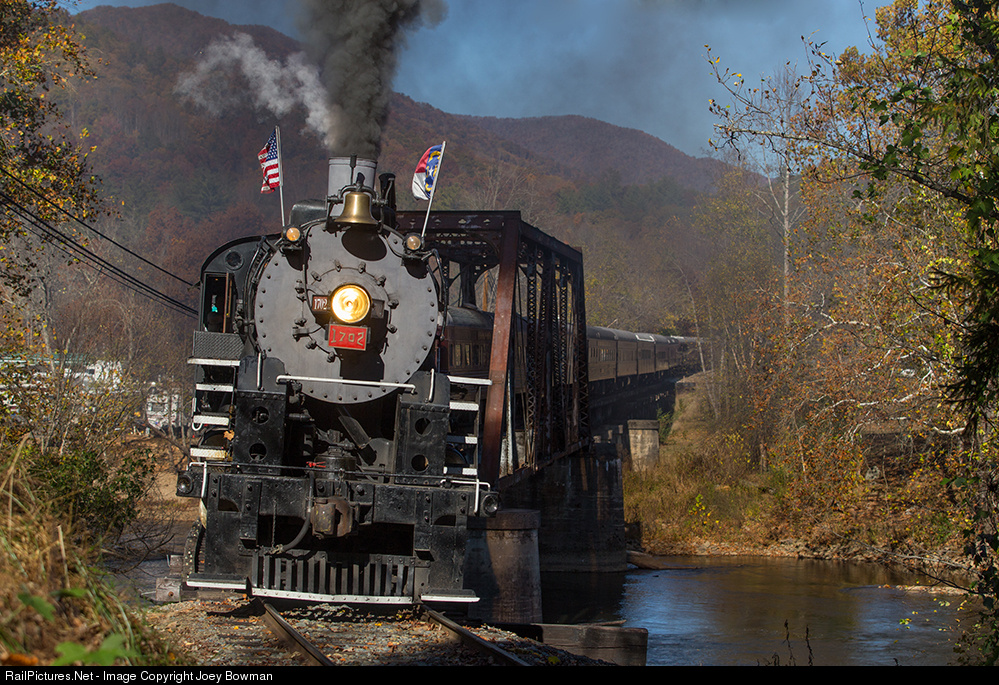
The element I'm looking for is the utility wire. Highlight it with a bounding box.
[0,192,195,312]
[10,209,196,318]
[0,166,197,287]
[5,215,196,318]
[1,195,196,317]
[0,192,197,317]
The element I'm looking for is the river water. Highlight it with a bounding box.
[542,556,972,666]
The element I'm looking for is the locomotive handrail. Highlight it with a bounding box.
[449,477,491,515]
[274,374,417,391]
[186,459,236,499]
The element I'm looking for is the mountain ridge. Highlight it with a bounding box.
[462,113,726,188]
[75,2,721,195]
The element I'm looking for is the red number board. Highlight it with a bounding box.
[329,324,368,351]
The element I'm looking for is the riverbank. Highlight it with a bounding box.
[623,374,968,575]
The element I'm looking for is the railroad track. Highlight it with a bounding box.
[261,603,336,666]
[261,602,529,666]
[149,597,609,666]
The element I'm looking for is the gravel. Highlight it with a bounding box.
[143,597,612,666]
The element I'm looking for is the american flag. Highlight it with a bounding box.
[258,129,281,193]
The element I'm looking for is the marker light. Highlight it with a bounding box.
[330,284,371,323]
[284,226,301,243]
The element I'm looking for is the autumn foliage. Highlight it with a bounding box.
[693,0,999,662]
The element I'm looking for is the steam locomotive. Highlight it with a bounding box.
[175,155,697,606]
[176,157,499,605]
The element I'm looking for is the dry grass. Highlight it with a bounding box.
[623,378,969,562]
[1,466,122,664]
[0,434,187,665]
[624,380,765,554]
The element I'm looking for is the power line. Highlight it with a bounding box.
[1,195,197,317]
[0,192,195,312]
[0,166,197,288]
[0,191,197,318]
[12,212,197,318]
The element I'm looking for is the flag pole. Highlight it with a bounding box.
[420,140,446,242]
[276,126,286,226]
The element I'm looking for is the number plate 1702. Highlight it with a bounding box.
[328,325,368,350]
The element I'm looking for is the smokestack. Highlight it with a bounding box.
[328,156,377,196]
[299,0,447,158]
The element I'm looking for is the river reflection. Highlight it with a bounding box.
[543,556,969,666]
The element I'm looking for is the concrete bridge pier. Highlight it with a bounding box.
[463,446,626,625]
[593,419,660,472]
[464,509,543,624]
[498,445,627,574]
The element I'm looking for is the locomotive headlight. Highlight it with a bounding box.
[330,284,371,323]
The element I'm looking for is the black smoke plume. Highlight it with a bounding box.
[299,0,446,159]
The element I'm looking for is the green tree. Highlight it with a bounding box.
[855,1,999,663]
[713,0,999,428]
[0,1,159,542]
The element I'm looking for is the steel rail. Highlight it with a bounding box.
[261,602,529,666]
[423,608,530,666]
[261,603,336,666]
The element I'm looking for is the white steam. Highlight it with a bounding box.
[175,32,335,147]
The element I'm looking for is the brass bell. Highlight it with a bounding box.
[333,191,378,227]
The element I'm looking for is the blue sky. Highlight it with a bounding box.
[66,0,893,157]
